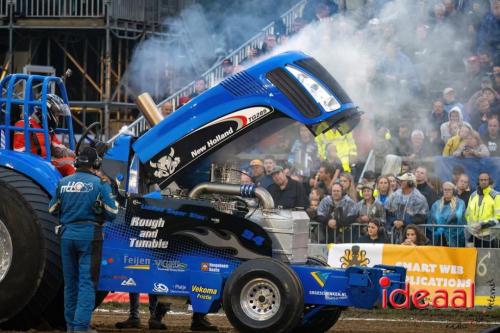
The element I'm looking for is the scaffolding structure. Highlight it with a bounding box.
[0,0,194,138]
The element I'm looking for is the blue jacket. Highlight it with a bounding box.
[477,13,500,60]
[428,198,466,247]
[49,169,118,240]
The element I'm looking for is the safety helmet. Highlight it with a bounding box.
[44,94,70,130]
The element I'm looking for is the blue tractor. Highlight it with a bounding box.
[0,51,405,332]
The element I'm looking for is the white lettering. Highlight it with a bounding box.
[191,145,207,158]
[130,217,165,229]
[206,127,234,148]
[129,238,169,249]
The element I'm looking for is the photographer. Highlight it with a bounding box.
[452,131,490,158]
[49,147,118,333]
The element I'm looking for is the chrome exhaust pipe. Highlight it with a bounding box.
[188,183,274,209]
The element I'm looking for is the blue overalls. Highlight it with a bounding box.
[49,169,118,332]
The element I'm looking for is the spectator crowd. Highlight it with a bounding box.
[167,0,500,248]
[217,0,500,249]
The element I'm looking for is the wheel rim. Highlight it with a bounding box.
[0,218,13,283]
[240,278,281,321]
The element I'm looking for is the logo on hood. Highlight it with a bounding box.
[150,147,181,178]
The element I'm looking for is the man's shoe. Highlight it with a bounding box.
[148,318,167,330]
[115,317,141,329]
[190,313,218,331]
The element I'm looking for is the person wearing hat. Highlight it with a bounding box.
[354,183,386,228]
[355,218,389,244]
[442,87,464,114]
[49,147,118,333]
[384,172,428,244]
[249,159,266,187]
[316,182,357,243]
[266,165,308,209]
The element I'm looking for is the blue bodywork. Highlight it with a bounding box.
[99,51,405,317]
[133,51,356,164]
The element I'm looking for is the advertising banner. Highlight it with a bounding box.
[328,244,477,308]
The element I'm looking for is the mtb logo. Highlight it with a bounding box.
[379,277,474,309]
[60,181,93,193]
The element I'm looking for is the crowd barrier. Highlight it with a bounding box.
[309,222,500,249]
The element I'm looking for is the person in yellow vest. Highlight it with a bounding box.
[466,172,500,247]
[315,129,357,172]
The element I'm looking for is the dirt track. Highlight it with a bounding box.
[89,308,499,333]
[2,308,499,333]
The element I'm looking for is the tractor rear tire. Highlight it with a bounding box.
[0,168,63,329]
[291,257,343,333]
[223,258,304,333]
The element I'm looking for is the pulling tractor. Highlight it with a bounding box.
[0,51,406,333]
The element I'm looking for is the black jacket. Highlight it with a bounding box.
[267,177,308,209]
[355,234,389,244]
[417,182,439,209]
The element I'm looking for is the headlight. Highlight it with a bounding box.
[285,65,341,112]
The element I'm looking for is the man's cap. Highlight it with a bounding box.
[222,58,233,66]
[397,172,416,182]
[250,159,264,167]
[363,170,377,181]
[443,87,455,95]
[270,165,284,174]
[179,96,191,105]
[360,182,375,191]
[77,147,99,167]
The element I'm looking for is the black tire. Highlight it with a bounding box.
[291,257,343,333]
[223,258,304,333]
[0,168,63,329]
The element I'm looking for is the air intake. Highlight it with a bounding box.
[266,68,321,118]
[295,58,352,104]
[221,71,267,96]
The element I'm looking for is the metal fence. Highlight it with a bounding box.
[0,0,8,18]
[108,0,308,143]
[309,223,500,249]
[110,0,161,24]
[13,0,105,17]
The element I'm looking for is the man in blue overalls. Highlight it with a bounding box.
[49,147,118,333]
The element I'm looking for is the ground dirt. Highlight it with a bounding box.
[1,305,499,333]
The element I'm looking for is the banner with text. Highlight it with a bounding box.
[328,244,477,307]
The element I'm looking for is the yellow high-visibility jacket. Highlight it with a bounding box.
[315,130,357,172]
[466,186,500,236]
[442,135,465,156]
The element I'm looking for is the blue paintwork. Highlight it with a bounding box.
[0,150,61,196]
[132,51,356,163]
[105,135,132,162]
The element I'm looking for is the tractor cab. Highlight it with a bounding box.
[0,74,75,161]
[0,74,76,181]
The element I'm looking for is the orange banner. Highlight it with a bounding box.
[381,245,477,308]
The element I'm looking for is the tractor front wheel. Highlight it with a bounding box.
[223,258,304,333]
[0,168,63,329]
